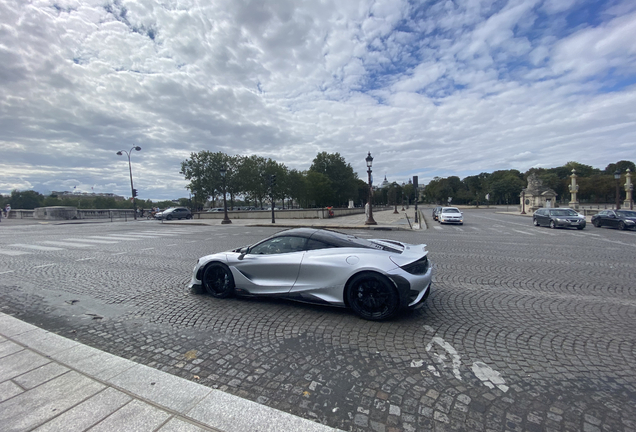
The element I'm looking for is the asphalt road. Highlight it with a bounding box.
[1,210,635,432]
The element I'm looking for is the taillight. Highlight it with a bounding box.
[401,256,429,275]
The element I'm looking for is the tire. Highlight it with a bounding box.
[577,226,585,230]
[186,214,192,219]
[593,219,601,228]
[166,215,173,221]
[346,273,400,321]
[202,263,235,298]
[533,218,539,226]
[618,221,626,231]
[550,220,556,229]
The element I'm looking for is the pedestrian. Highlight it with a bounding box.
[4,204,10,220]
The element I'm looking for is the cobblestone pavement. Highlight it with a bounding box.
[1,209,635,431]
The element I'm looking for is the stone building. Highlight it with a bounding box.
[520,173,558,213]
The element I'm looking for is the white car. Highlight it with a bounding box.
[438,207,463,225]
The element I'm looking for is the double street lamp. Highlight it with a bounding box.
[116,146,141,220]
[615,169,621,210]
[220,166,232,224]
[365,152,377,225]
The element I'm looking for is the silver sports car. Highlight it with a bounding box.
[189,228,432,320]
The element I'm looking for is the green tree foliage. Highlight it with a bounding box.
[7,190,43,209]
[309,152,358,206]
[605,160,636,174]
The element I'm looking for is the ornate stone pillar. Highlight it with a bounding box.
[625,168,634,210]
[568,169,579,210]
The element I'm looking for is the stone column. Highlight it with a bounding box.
[625,168,634,210]
[568,169,579,210]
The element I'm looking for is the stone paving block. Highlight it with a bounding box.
[0,349,50,382]
[0,313,39,337]
[33,387,132,432]
[0,339,23,359]
[87,399,171,432]
[0,371,104,432]
[12,328,79,356]
[0,380,23,402]
[51,344,136,380]
[158,417,210,432]
[187,389,338,432]
[13,362,70,390]
[107,364,212,413]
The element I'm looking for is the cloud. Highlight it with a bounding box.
[1,0,635,200]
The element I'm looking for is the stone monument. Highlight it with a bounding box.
[520,173,558,213]
[568,169,579,210]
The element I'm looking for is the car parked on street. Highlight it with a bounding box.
[154,207,192,220]
[533,208,585,229]
[591,209,636,230]
[432,206,442,221]
[189,228,432,320]
[438,207,463,224]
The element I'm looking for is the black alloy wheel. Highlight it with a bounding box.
[593,219,601,227]
[202,263,235,298]
[533,218,539,226]
[618,221,626,231]
[347,273,400,320]
[550,220,556,229]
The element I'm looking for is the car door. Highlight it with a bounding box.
[535,209,546,226]
[226,236,305,294]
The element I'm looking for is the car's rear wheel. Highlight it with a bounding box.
[186,214,192,219]
[533,218,539,226]
[202,263,235,298]
[618,221,626,231]
[347,273,400,321]
[550,221,556,229]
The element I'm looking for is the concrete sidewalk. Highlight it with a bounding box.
[0,313,341,432]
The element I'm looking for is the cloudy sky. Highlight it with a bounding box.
[1,0,635,200]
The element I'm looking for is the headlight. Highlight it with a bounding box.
[626,220,635,224]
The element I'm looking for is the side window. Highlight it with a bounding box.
[250,237,306,255]
[306,239,333,251]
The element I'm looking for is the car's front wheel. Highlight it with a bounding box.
[346,273,400,321]
[550,220,556,229]
[533,218,539,226]
[618,221,626,231]
[202,263,235,298]
[166,215,173,220]
[593,219,601,227]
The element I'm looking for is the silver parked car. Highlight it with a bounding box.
[533,208,585,229]
[154,207,192,220]
[189,228,433,320]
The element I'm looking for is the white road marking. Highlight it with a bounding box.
[9,244,64,251]
[41,241,95,248]
[453,227,464,231]
[33,264,55,268]
[472,361,508,392]
[511,229,535,236]
[0,270,16,274]
[76,257,96,261]
[139,247,154,251]
[165,244,177,246]
[88,236,140,241]
[0,250,31,256]
[425,336,462,381]
[66,238,118,244]
[107,234,160,239]
[111,252,127,255]
[433,226,443,230]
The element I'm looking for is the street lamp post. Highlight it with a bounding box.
[116,146,141,220]
[365,152,377,225]
[521,190,526,214]
[220,166,232,224]
[401,182,405,211]
[614,169,621,210]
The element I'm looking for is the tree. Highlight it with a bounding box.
[309,152,358,207]
[305,171,332,207]
[605,160,636,174]
[8,190,43,209]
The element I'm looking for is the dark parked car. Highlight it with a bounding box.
[432,206,442,221]
[591,210,636,230]
[533,208,586,229]
[154,207,192,220]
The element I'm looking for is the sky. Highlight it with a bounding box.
[1,0,635,201]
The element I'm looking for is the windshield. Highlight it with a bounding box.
[443,208,460,213]
[617,210,636,218]
[550,209,578,216]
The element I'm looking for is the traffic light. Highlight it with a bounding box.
[132,188,138,198]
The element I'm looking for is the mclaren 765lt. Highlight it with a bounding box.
[189,228,432,320]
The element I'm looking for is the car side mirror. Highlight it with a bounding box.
[238,247,249,260]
